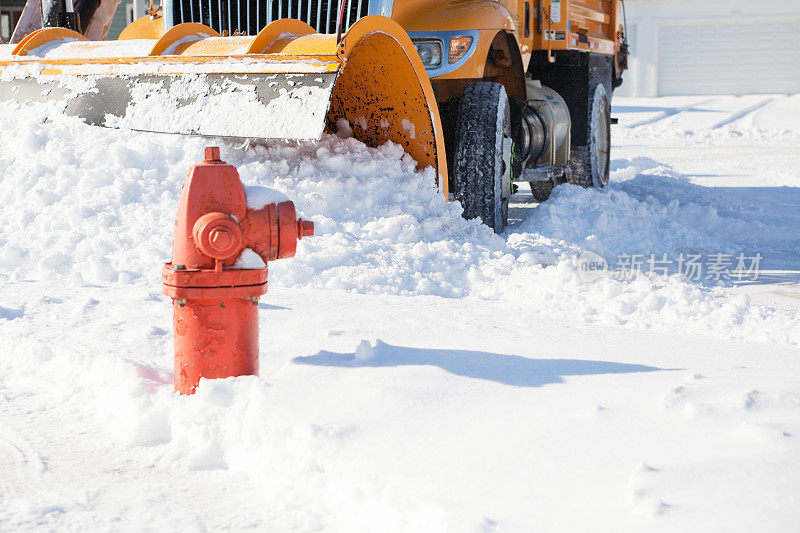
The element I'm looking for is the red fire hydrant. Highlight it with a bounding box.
[163,147,314,394]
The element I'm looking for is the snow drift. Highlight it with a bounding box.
[0,100,798,345]
[1,95,800,532]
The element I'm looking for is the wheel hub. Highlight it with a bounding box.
[502,133,513,200]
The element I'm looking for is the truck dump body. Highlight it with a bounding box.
[531,0,621,55]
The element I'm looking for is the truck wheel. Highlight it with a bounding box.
[569,83,610,188]
[453,82,513,234]
[529,181,554,202]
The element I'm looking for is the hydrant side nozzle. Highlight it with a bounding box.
[274,201,315,259]
[192,212,244,261]
[192,212,243,259]
[298,219,314,239]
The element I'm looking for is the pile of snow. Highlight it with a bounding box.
[527,156,799,270]
[1,96,800,531]
[0,101,798,345]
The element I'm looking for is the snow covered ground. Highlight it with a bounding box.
[1,94,799,532]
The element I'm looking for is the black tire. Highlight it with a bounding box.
[453,82,513,234]
[529,181,554,202]
[569,83,611,188]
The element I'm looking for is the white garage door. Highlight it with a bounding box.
[659,20,800,95]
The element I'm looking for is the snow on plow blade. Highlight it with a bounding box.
[0,17,447,185]
[1,71,337,139]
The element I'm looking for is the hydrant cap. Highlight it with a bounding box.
[204,146,221,162]
[193,212,243,260]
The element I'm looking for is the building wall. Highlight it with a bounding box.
[617,0,800,97]
[4,0,143,41]
[109,0,148,39]
[1,0,27,42]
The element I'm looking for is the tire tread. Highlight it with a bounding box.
[453,82,509,232]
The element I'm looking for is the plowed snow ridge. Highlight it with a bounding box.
[0,101,798,345]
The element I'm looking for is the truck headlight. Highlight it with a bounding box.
[449,35,473,64]
[413,40,443,68]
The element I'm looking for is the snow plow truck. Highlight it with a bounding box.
[0,0,628,233]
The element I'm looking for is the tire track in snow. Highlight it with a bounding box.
[711,97,776,129]
[629,98,717,128]
[0,422,46,480]
[0,416,52,527]
[0,379,83,527]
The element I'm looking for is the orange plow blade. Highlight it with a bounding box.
[0,17,448,188]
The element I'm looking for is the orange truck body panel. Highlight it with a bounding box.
[530,0,621,55]
[393,0,624,82]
